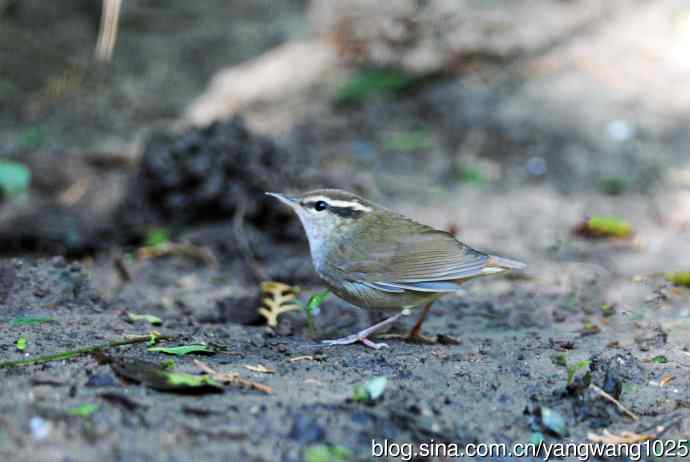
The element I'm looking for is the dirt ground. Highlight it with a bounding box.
[2,1,690,461]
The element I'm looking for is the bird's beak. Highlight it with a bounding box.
[265,192,298,207]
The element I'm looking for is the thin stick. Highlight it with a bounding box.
[589,383,639,421]
[0,334,176,370]
[193,359,272,394]
[95,0,122,61]
[233,204,266,281]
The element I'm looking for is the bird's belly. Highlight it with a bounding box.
[323,278,440,311]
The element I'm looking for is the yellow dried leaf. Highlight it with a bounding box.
[258,281,300,327]
[244,364,276,374]
[588,429,655,444]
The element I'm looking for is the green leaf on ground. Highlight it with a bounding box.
[334,68,419,106]
[147,331,159,346]
[147,343,213,356]
[353,376,388,402]
[382,129,433,152]
[458,165,487,185]
[580,320,601,335]
[307,290,330,312]
[110,356,223,392]
[165,371,221,388]
[575,216,632,239]
[667,272,690,288]
[0,161,31,198]
[16,336,26,351]
[65,403,99,417]
[127,312,162,326]
[600,303,616,317]
[551,354,567,368]
[652,355,668,364]
[144,227,170,247]
[302,290,330,336]
[9,315,55,326]
[304,445,352,462]
[567,359,591,384]
[588,216,632,237]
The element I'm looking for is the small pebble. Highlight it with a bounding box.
[606,119,634,142]
[30,416,51,440]
[526,156,546,177]
[85,372,118,388]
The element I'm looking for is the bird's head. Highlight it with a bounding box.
[266,189,375,248]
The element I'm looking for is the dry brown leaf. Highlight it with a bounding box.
[258,281,300,327]
[193,360,272,394]
[587,429,655,444]
[244,364,276,374]
[659,374,674,386]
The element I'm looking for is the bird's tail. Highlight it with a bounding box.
[482,255,527,274]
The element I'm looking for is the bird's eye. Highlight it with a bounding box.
[314,201,328,212]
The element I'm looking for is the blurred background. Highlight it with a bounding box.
[1,0,689,277]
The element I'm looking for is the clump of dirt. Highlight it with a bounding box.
[0,117,353,262]
[116,116,345,246]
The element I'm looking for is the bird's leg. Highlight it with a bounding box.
[322,309,411,349]
[408,301,434,338]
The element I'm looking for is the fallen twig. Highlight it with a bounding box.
[233,204,266,281]
[588,429,655,444]
[589,383,639,421]
[0,333,176,369]
[113,255,132,282]
[193,359,272,394]
[659,374,674,386]
[95,0,122,61]
[244,364,275,374]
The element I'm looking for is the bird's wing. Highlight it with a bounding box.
[333,217,494,292]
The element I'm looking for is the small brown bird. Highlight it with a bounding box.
[267,189,526,348]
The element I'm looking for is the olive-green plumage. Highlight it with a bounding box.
[266,189,526,348]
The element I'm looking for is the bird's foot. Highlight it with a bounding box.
[320,310,410,349]
[322,334,389,349]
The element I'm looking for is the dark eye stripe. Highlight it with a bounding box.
[302,200,364,219]
[329,206,364,219]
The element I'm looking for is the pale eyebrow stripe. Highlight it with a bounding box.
[304,196,372,212]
